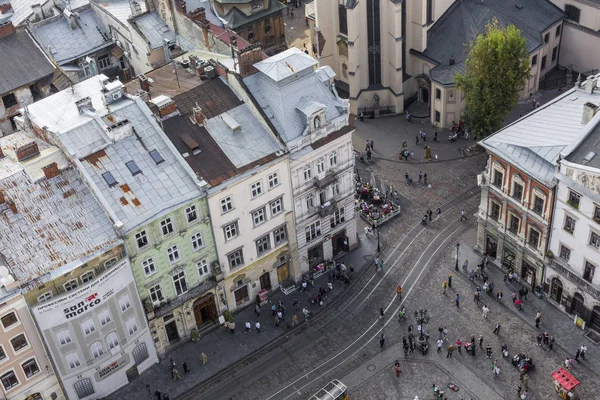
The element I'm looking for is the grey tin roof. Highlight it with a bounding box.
[32,7,112,64]
[0,28,55,94]
[219,0,285,29]
[132,11,176,50]
[566,122,600,169]
[9,0,88,26]
[423,0,565,85]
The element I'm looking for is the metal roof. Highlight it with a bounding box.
[253,47,318,82]
[8,0,88,26]
[218,0,286,29]
[132,11,176,50]
[96,0,146,25]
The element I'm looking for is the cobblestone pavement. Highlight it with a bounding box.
[283,1,312,52]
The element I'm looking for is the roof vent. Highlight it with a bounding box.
[582,102,598,124]
[75,96,94,114]
[584,152,596,162]
[101,80,124,104]
[585,75,598,95]
[221,112,241,133]
[204,66,216,79]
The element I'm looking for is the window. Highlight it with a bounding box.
[173,271,188,296]
[306,193,315,209]
[330,151,338,166]
[57,330,71,345]
[221,196,233,213]
[0,346,5,361]
[247,31,255,41]
[224,222,238,240]
[544,32,549,44]
[82,319,95,336]
[268,172,279,189]
[66,353,81,369]
[1,312,18,329]
[426,0,433,23]
[264,24,271,33]
[22,358,39,378]
[565,5,580,23]
[11,334,27,352]
[448,90,455,103]
[528,227,540,248]
[560,245,571,261]
[149,284,163,303]
[531,55,538,66]
[303,165,312,181]
[305,221,322,242]
[99,309,111,326]
[106,332,119,349]
[319,190,327,205]
[594,206,600,221]
[80,271,94,284]
[316,158,325,174]
[330,207,345,228]
[126,318,138,335]
[149,149,165,164]
[552,46,558,62]
[1,93,17,108]
[64,279,78,292]
[256,235,271,255]
[97,54,110,69]
[332,179,340,196]
[564,215,576,233]
[568,191,581,209]
[104,258,117,268]
[37,291,52,303]
[191,233,204,251]
[435,88,441,100]
[490,202,501,221]
[590,231,600,248]
[338,4,348,35]
[366,0,381,85]
[252,208,266,226]
[185,205,198,223]
[492,169,503,188]
[270,198,283,216]
[251,181,263,198]
[125,160,142,176]
[532,195,544,215]
[142,258,156,276]
[135,230,149,249]
[541,55,547,70]
[435,111,440,123]
[161,217,174,236]
[90,342,104,358]
[273,225,287,245]
[167,245,180,264]
[1,371,18,390]
[119,295,131,312]
[584,262,596,283]
[512,182,523,201]
[556,25,561,37]
[102,171,118,187]
[74,378,94,398]
[197,260,210,277]
[509,214,520,234]
[227,249,244,269]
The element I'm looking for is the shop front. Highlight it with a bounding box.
[503,247,516,270]
[521,260,537,288]
[486,234,498,259]
[332,229,349,257]
[550,277,563,304]
[308,243,324,268]
[193,293,217,327]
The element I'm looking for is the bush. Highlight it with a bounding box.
[222,310,234,323]
[190,328,200,342]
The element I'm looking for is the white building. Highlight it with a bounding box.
[244,48,357,276]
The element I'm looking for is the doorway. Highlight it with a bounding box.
[571,293,585,316]
[589,306,600,332]
[259,272,272,291]
[193,294,217,327]
[277,264,290,283]
[503,248,515,270]
[164,320,180,343]
[420,87,430,104]
[521,261,536,288]
[308,244,324,268]
[550,278,563,303]
[332,230,348,256]
[234,285,249,305]
[125,365,139,382]
[486,235,498,258]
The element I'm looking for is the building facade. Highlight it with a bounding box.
[31,258,157,400]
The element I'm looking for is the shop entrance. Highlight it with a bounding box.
[234,285,249,305]
[277,264,290,283]
[332,230,349,256]
[259,272,272,291]
[308,243,324,268]
[521,261,536,288]
[571,292,585,316]
[165,320,180,343]
[550,278,563,304]
[503,248,515,270]
[125,365,139,382]
[486,235,498,258]
[193,294,217,327]
[589,306,600,332]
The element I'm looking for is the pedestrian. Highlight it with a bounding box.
[163,394,170,400]
[469,270,475,281]
[575,348,580,362]
[255,320,261,333]
[403,341,409,356]
[228,320,236,333]
[549,336,555,350]
[182,361,189,374]
[455,293,460,307]
[293,298,300,311]
[201,352,208,365]
[290,8,294,19]
[543,331,549,345]
[447,274,453,288]
[455,338,462,354]
[442,280,447,294]
[155,390,162,400]
[380,333,386,348]
[580,344,587,360]
[172,368,181,380]
[436,208,441,221]
[427,209,433,221]
[359,111,364,122]
[462,259,469,273]
[460,209,467,221]
[394,360,401,377]
[364,226,372,238]
[291,313,298,326]
[374,257,380,271]
[443,326,448,340]
[473,291,480,304]
[365,140,371,151]
[537,333,543,346]
[486,344,492,359]
[434,131,438,141]
[512,291,517,303]
[482,305,489,319]
[371,139,375,150]
[493,322,501,334]
[437,339,443,353]
[475,265,481,279]
[271,303,277,316]
[415,134,419,144]
[565,358,573,369]
[479,335,484,348]
[447,344,455,357]
[496,290,503,302]
[418,171,423,183]
[379,307,385,320]
[424,173,428,185]
[303,307,309,321]
[535,311,541,328]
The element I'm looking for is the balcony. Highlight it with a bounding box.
[313,170,337,189]
[549,258,600,299]
[317,198,337,217]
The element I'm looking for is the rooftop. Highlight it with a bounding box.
[0,28,55,94]
[481,74,600,185]
[422,0,565,85]
[566,122,600,169]
[0,131,120,283]
[24,75,206,233]
[8,0,88,26]
[217,0,286,30]
[132,10,194,51]
[32,6,113,64]
[96,0,147,25]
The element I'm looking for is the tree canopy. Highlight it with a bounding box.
[455,18,531,138]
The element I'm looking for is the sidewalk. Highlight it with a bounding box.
[106,220,382,400]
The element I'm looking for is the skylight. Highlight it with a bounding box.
[126,161,142,176]
[102,172,118,187]
[149,150,165,165]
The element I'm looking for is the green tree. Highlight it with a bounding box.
[455,18,531,138]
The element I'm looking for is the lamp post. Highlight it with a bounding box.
[376,221,381,253]
[145,384,152,399]
[455,243,460,271]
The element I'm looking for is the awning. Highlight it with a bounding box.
[551,368,580,391]
[111,45,124,58]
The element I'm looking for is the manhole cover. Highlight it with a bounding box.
[367,364,376,371]
[585,330,600,343]
[260,376,269,384]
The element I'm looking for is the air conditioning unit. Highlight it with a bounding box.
[205,66,216,79]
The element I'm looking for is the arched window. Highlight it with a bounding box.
[90,342,104,359]
[106,332,119,349]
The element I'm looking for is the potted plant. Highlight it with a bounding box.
[222,310,234,323]
[546,250,554,259]
[190,328,200,342]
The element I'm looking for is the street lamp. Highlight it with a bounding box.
[455,243,460,271]
[145,384,152,399]
[376,221,381,253]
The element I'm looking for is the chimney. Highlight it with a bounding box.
[0,190,4,205]
[42,162,59,179]
[0,146,4,158]
[238,46,262,78]
[0,2,13,14]
[16,142,40,161]
[449,55,455,66]
[0,21,15,38]
[6,200,17,214]
[63,9,78,29]
[130,1,142,17]
[582,102,599,125]
[199,18,211,52]
[75,96,94,114]
[150,96,177,119]
[584,75,598,95]
[139,74,151,92]
[193,105,205,125]
[188,7,205,21]
[30,4,43,22]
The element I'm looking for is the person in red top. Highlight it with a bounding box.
[456,339,462,354]
[396,285,403,300]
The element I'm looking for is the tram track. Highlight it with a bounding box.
[177,187,480,400]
